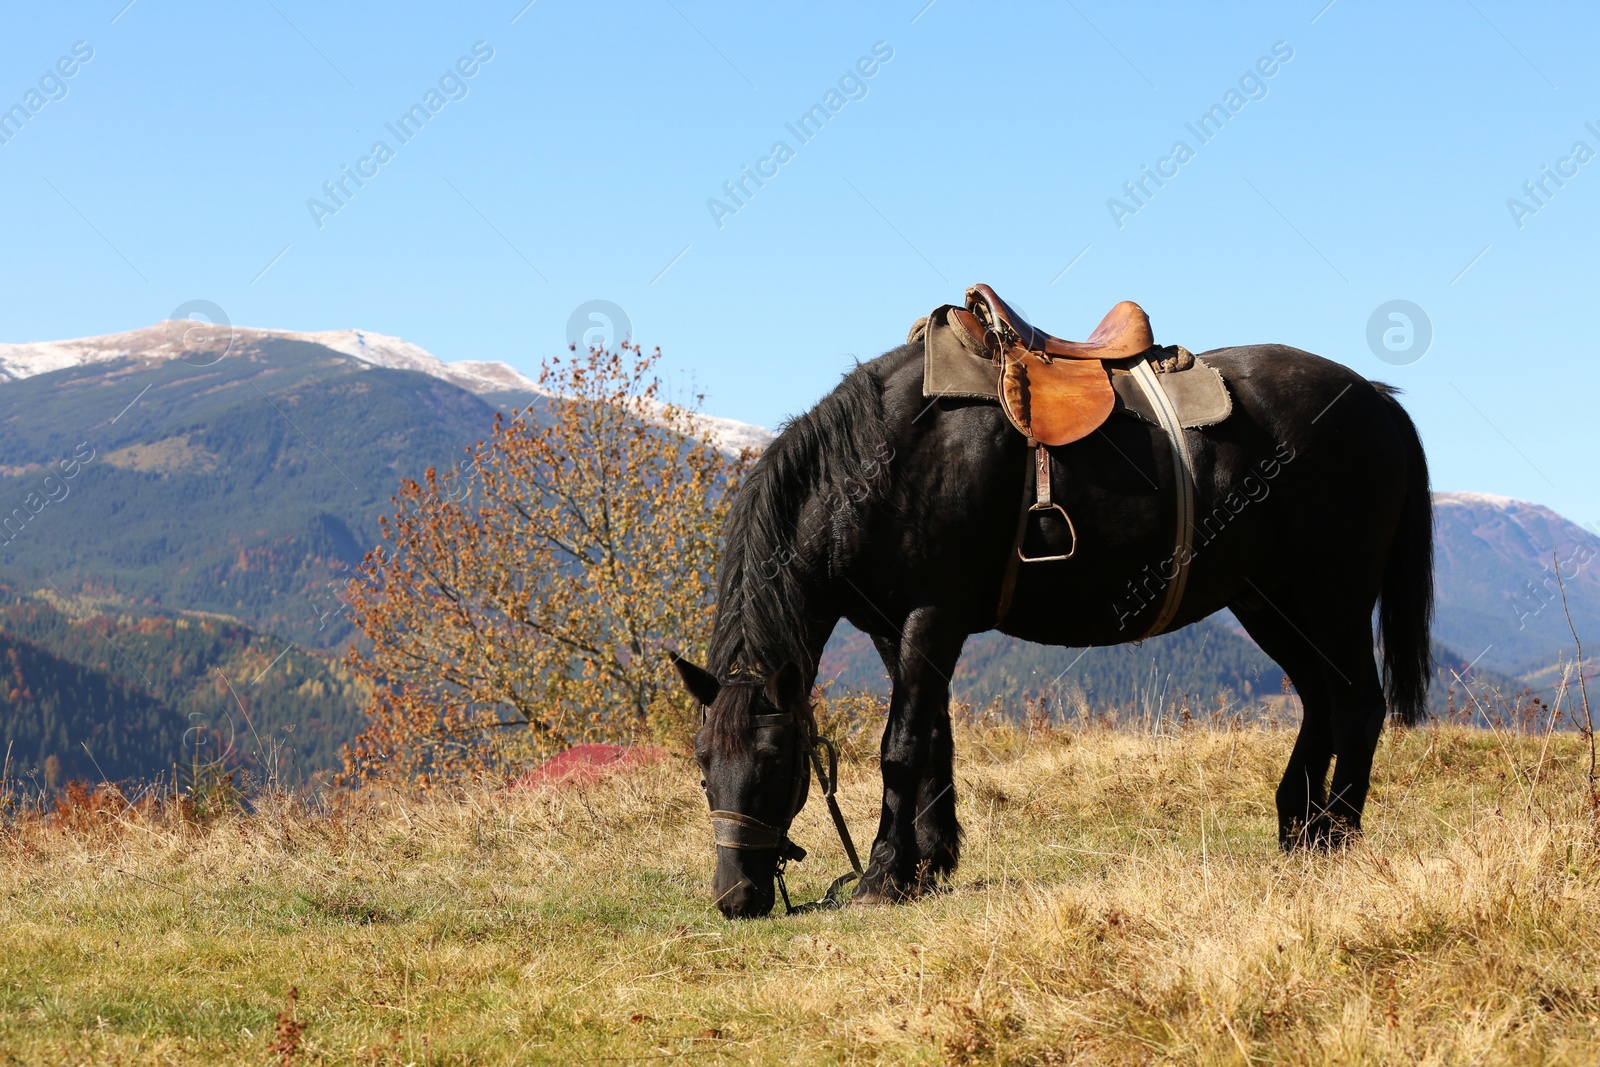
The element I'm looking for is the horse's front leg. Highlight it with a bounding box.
[854,608,966,903]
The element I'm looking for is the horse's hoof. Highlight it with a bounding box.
[853,870,943,904]
[851,872,904,904]
[1280,814,1360,852]
[852,869,913,905]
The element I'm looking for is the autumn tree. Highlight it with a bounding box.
[340,343,753,787]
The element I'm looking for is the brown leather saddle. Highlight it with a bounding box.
[912,285,1229,633]
[951,283,1155,446]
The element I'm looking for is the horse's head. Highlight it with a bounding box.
[672,655,812,919]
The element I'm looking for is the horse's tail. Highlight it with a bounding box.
[1374,384,1434,726]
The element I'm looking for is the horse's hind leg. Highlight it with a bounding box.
[1317,610,1388,843]
[854,608,965,903]
[1233,599,1336,849]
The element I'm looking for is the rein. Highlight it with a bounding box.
[707,708,864,914]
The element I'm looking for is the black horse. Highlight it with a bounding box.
[674,334,1432,919]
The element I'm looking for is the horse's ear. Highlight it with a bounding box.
[670,652,720,707]
[764,662,807,712]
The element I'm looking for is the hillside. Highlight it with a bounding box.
[1432,491,1600,677]
[0,335,540,648]
[0,629,185,788]
[2,722,1595,1064]
[0,321,769,453]
[0,589,364,788]
[0,322,765,650]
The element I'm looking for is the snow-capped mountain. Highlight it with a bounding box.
[0,321,770,453]
[0,321,491,385]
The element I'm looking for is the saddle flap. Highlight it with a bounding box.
[1000,351,1116,446]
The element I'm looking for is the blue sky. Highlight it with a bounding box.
[2,1,1597,525]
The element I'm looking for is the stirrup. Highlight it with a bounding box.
[1018,443,1076,563]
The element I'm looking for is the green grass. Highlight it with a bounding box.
[2,721,1597,1064]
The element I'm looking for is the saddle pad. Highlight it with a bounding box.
[919,308,1232,429]
[917,305,997,399]
[1108,362,1233,428]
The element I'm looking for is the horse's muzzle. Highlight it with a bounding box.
[712,849,776,918]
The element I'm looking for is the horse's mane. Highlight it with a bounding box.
[707,361,891,692]
[705,682,763,759]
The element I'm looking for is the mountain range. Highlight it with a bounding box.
[1430,491,1599,678]
[0,324,757,650]
[0,321,1593,785]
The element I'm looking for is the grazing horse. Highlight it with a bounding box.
[674,335,1433,919]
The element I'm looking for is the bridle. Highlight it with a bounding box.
[707,712,809,859]
[706,706,865,913]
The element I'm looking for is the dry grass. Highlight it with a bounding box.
[2,721,1597,1065]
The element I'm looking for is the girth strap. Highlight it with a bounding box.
[1127,358,1197,638]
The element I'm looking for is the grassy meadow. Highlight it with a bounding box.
[1,716,1597,1065]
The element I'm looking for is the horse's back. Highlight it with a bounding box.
[1196,344,1399,438]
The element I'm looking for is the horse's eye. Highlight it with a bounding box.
[699,779,708,791]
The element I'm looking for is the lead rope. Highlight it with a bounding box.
[774,720,864,914]
[775,860,794,912]
[809,732,863,877]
